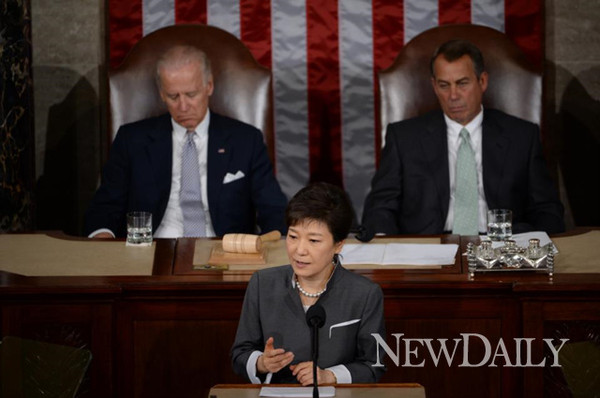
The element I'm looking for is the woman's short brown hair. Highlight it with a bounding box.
[285,182,354,243]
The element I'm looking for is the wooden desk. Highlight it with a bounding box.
[1,230,599,398]
[172,235,462,275]
[208,383,426,398]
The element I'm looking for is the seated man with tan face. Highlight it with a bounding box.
[85,45,287,238]
[362,39,564,236]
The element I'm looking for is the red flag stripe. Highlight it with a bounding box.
[372,0,405,166]
[109,0,143,69]
[505,0,543,68]
[240,0,272,69]
[306,0,343,185]
[439,0,471,25]
[176,0,207,24]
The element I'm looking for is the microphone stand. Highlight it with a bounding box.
[312,323,319,398]
[306,304,325,398]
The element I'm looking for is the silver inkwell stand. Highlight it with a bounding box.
[466,238,555,278]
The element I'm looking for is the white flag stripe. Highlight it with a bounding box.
[272,1,310,199]
[207,0,240,38]
[472,0,505,31]
[404,0,439,44]
[143,0,175,36]
[339,0,375,220]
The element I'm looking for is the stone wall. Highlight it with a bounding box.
[545,0,600,227]
[1,0,35,232]
[31,0,105,235]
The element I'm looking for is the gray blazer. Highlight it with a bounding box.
[231,265,386,383]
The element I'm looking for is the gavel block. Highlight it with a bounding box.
[208,230,281,265]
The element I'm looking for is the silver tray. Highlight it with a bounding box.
[466,238,555,277]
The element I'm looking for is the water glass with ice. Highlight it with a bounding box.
[126,212,152,246]
[487,209,512,241]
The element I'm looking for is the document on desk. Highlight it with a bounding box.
[259,386,335,397]
[341,243,459,266]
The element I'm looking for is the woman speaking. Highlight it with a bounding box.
[231,182,386,385]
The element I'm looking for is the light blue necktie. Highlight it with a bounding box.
[452,128,479,235]
[180,131,206,237]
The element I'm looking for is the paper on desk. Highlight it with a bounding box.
[482,231,557,252]
[341,243,458,265]
[383,243,459,265]
[259,386,335,397]
[341,243,387,264]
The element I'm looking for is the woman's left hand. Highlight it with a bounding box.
[289,361,336,386]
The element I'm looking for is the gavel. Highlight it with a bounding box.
[222,230,282,253]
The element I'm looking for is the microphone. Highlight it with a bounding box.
[354,224,374,243]
[306,303,326,328]
[306,304,326,398]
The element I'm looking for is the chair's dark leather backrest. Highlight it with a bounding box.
[379,24,541,145]
[109,24,274,160]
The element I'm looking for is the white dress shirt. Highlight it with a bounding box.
[154,111,216,238]
[443,107,488,233]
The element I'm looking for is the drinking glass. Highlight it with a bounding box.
[486,209,512,241]
[126,212,152,246]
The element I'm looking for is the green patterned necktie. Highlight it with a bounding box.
[452,127,479,235]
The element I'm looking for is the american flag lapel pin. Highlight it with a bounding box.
[218,148,225,154]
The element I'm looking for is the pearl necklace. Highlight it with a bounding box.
[295,275,327,298]
[295,263,337,298]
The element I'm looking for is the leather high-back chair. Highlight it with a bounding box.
[109,24,274,160]
[378,24,542,145]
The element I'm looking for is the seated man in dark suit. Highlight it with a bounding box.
[362,39,564,236]
[85,45,287,238]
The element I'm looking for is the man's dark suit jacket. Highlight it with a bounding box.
[84,112,287,237]
[362,109,565,235]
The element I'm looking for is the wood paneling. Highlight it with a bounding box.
[1,234,600,397]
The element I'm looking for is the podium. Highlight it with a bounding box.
[208,384,425,398]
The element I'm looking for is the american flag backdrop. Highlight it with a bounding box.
[108,0,542,219]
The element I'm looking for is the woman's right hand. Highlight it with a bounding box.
[257,337,294,374]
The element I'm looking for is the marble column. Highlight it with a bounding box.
[0,0,35,232]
